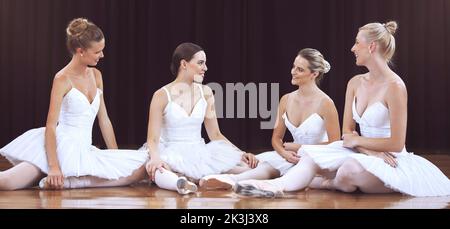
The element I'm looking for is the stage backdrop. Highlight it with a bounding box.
[1,0,449,154]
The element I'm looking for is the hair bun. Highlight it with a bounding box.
[323,60,331,73]
[384,21,398,36]
[65,18,104,55]
[67,18,89,37]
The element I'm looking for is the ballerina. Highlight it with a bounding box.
[199,48,340,191]
[0,18,148,190]
[142,42,257,194]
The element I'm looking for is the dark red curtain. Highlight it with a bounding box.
[1,0,449,153]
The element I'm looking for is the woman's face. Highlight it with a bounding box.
[79,39,105,66]
[290,55,316,86]
[185,51,207,83]
[351,31,371,66]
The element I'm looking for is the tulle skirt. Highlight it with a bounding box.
[1,127,148,180]
[300,141,450,197]
[141,139,243,180]
[256,150,294,176]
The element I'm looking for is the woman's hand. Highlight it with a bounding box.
[376,152,398,168]
[342,131,360,148]
[145,157,170,181]
[241,152,259,169]
[46,166,65,189]
[281,150,300,164]
[357,147,398,168]
[283,142,301,152]
[364,149,398,168]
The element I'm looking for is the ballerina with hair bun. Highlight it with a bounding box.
[200,48,341,191]
[0,18,148,190]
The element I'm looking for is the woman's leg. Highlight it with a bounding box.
[331,158,394,193]
[273,153,321,191]
[153,168,181,190]
[232,162,280,181]
[200,162,280,190]
[235,153,321,197]
[308,170,337,190]
[55,165,148,189]
[46,165,198,194]
[0,162,44,190]
[224,162,252,174]
[153,168,197,194]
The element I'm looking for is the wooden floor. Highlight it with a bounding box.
[1,154,450,209]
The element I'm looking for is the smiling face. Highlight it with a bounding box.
[184,51,207,83]
[351,31,372,66]
[290,55,317,86]
[77,38,105,66]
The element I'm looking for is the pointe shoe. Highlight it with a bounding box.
[234,179,284,198]
[38,177,69,190]
[38,177,48,189]
[176,177,198,195]
[199,174,236,190]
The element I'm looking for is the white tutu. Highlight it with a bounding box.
[298,97,450,197]
[1,87,148,180]
[256,151,294,176]
[141,139,242,180]
[300,141,450,197]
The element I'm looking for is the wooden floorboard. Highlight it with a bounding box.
[1,154,450,209]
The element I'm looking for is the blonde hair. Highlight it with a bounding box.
[359,21,398,62]
[66,18,104,55]
[298,48,331,85]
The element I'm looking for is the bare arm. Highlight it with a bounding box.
[271,94,290,153]
[94,68,118,149]
[342,76,359,135]
[203,85,239,148]
[272,94,303,164]
[145,89,170,180]
[202,85,258,167]
[341,75,372,152]
[319,97,341,144]
[44,74,71,188]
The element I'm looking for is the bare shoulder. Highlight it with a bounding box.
[146,88,168,112]
[386,77,407,97]
[201,84,218,102]
[201,84,213,97]
[53,71,68,82]
[280,91,295,103]
[278,92,291,112]
[153,87,169,101]
[90,67,103,86]
[53,72,71,92]
[318,92,335,107]
[317,92,337,113]
[347,73,366,89]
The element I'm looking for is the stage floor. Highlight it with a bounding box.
[1,154,450,209]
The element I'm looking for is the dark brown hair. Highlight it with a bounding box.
[170,42,204,76]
